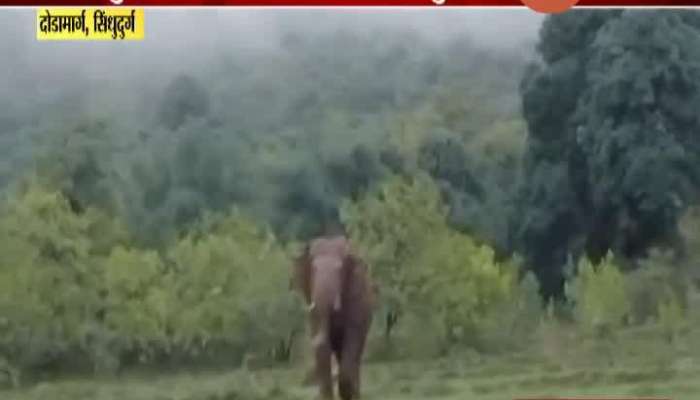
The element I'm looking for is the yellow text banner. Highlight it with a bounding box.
[37,8,144,41]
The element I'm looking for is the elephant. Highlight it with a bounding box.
[291,234,375,400]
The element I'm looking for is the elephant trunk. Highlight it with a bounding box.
[309,257,343,315]
[311,264,343,315]
[307,265,342,358]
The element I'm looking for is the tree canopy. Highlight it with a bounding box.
[516,10,700,297]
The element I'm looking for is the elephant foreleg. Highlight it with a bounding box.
[338,359,359,400]
[337,329,368,400]
[313,333,334,399]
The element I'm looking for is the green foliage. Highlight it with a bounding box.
[100,247,167,355]
[679,206,700,286]
[31,118,129,217]
[657,288,685,343]
[158,74,210,130]
[0,183,301,376]
[163,209,303,361]
[477,269,543,353]
[414,231,515,347]
[342,176,520,354]
[566,252,630,338]
[626,249,687,326]
[1,27,530,258]
[517,10,700,297]
[0,181,128,375]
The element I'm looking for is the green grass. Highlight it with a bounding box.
[3,322,700,400]
[3,350,699,400]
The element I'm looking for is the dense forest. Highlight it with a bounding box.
[1,10,700,395]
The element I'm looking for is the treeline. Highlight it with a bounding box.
[0,28,529,252]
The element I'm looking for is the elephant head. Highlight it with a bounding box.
[292,236,351,308]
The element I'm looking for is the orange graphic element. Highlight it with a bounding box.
[520,0,579,14]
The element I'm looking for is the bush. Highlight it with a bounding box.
[566,252,630,338]
[158,208,304,365]
[476,269,543,353]
[626,249,688,326]
[657,289,685,343]
[679,206,700,288]
[413,230,515,349]
[0,185,303,377]
[99,246,168,366]
[341,175,521,354]
[0,182,127,376]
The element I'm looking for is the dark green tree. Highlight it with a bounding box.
[516,10,700,297]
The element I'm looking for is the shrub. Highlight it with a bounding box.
[0,182,127,376]
[566,252,630,338]
[163,209,304,365]
[476,269,543,353]
[0,186,302,376]
[341,175,519,353]
[413,230,515,349]
[657,287,685,343]
[679,206,700,288]
[626,249,688,326]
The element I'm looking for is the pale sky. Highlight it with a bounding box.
[0,9,543,110]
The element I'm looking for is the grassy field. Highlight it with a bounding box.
[4,331,699,400]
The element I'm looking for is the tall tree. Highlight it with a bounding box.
[516,10,700,297]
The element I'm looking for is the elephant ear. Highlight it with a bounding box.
[292,243,313,305]
[343,253,376,306]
